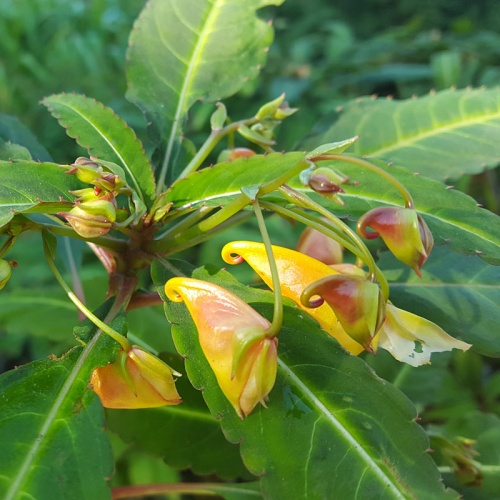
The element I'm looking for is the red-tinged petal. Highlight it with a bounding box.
[377,304,471,366]
[357,207,434,277]
[302,275,386,351]
[165,277,276,418]
[221,241,364,354]
[297,222,343,265]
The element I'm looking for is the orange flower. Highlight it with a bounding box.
[302,274,386,351]
[91,346,182,409]
[165,277,278,418]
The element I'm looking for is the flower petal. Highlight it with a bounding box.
[377,304,471,366]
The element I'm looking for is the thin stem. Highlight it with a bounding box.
[43,239,130,351]
[259,200,359,259]
[314,154,414,209]
[0,235,17,259]
[252,198,282,338]
[154,206,214,242]
[178,117,259,179]
[44,223,128,253]
[278,186,390,299]
[112,482,256,499]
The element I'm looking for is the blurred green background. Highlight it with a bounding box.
[1,2,500,495]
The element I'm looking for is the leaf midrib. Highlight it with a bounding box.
[158,0,225,193]
[277,359,406,499]
[49,99,145,201]
[365,106,500,158]
[4,335,101,500]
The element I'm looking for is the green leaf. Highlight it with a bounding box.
[309,88,500,181]
[0,302,122,500]
[380,247,500,358]
[126,0,283,189]
[0,114,51,162]
[165,152,306,208]
[156,266,457,499]
[42,94,156,207]
[0,140,32,161]
[164,153,500,266]
[0,160,82,228]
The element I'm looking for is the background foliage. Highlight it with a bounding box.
[1,0,500,498]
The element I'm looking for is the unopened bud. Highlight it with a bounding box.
[0,259,13,290]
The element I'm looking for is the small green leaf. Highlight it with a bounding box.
[305,136,358,158]
[157,267,457,499]
[210,103,227,131]
[126,0,283,189]
[0,160,82,228]
[42,94,156,207]
[0,302,121,500]
[309,88,500,181]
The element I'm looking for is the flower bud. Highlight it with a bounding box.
[91,346,182,409]
[77,199,117,223]
[302,275,386,351]
[0,259,13,290]
[60,206,113,238]
[357,207,434,277]
[165,277,278,418]
[217,147,257,163]
[222,241,364,354]
[297,223,343,266]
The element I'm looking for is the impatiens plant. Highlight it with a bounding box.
[1,1,500,499]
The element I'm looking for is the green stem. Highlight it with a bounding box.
[259,200,359,258]
[43,238,130,351]
[314,154,414,209]
[154,206,214,242]
[178,117,259,179]
[43,222,128,253]
[0,235,17,259]
[278,186,390,299]
[111,482,257,499]
[252,198,282,338]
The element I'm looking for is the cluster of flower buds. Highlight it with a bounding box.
[299,164,351,205]
[238,94,298,148]
[222,240,470,365]
[91,344,182,409]
[165,278,278,419]
[60,157,126,238]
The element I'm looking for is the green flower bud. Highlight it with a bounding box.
[0,259,13,290]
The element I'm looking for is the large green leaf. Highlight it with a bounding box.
[308,88,500,181]
[165,152,306,208]
[42,94,156,207]
[156,265,457,499]
[380,247,500,358]
[0,303,121,500]
[126,0,283,189]
[163,154,500,266]
[0,160,82,228]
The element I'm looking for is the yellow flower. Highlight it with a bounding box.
[222,241,364,354]
[222,241,470,365]
[165,277,278,418]
[91,346,182,409]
